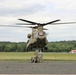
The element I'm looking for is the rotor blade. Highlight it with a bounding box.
[21,26,35,28]
[23,26,48,30]
[0,25,39,29]
[0,25,28,28]
[16,23,33,25]
[43,28,48,30]
[51,22,76,25]
[43,19,60,26]
[18,19,38,25]
[25,26,38,29]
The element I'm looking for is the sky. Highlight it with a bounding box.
[0,0,76,42]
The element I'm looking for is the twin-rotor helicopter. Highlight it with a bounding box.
[0,18,76,51]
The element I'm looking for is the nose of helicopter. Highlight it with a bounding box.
[38,31,45,36]
[37,31,46,40]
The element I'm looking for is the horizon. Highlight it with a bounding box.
[0,40,76,43]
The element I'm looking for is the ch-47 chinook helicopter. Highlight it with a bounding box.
[17,19,61,51]
[17,19,76,51]
[0,18,76,51]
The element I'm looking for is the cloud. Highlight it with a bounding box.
[0,0,76,42]
[0,0,53,17]
[48,0,76,10]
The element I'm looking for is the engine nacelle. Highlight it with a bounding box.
[27,34,31,38]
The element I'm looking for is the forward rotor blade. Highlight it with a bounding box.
[51,22,76,25]
[18,19,38,25]
[43,19,60,26]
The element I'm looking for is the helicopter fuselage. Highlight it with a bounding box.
[27,28,48,49]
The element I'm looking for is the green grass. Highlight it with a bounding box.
[43,52,76,61]
[0,52,76,61]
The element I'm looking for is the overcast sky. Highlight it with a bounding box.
[0,0,76,42]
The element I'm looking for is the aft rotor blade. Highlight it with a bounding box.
[43,19,60,26]
[0,25,39,29]
[16,23,33,25]
[51,22,76,25]
[22,26,36,28]
[43,28,48,30]
[24,26,48,30]
[0,25,27,28]
[24,26,38,29]
[18,19,38,25]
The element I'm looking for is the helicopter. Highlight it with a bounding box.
[17,19,76,51]
[25,26,48,49]
[0,18,76,51]
[18,19,61,51]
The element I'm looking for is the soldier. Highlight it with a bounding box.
[34,49,39,57]
[31,49,41,63]
[34,49,40,63]
[31,57,34,63]
[39,50,43,62]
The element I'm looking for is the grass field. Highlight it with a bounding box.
[0,52,76,61]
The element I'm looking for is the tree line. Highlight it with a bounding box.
[46,40,76,52]
[0,42,27,52]
[0,40,76,52]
